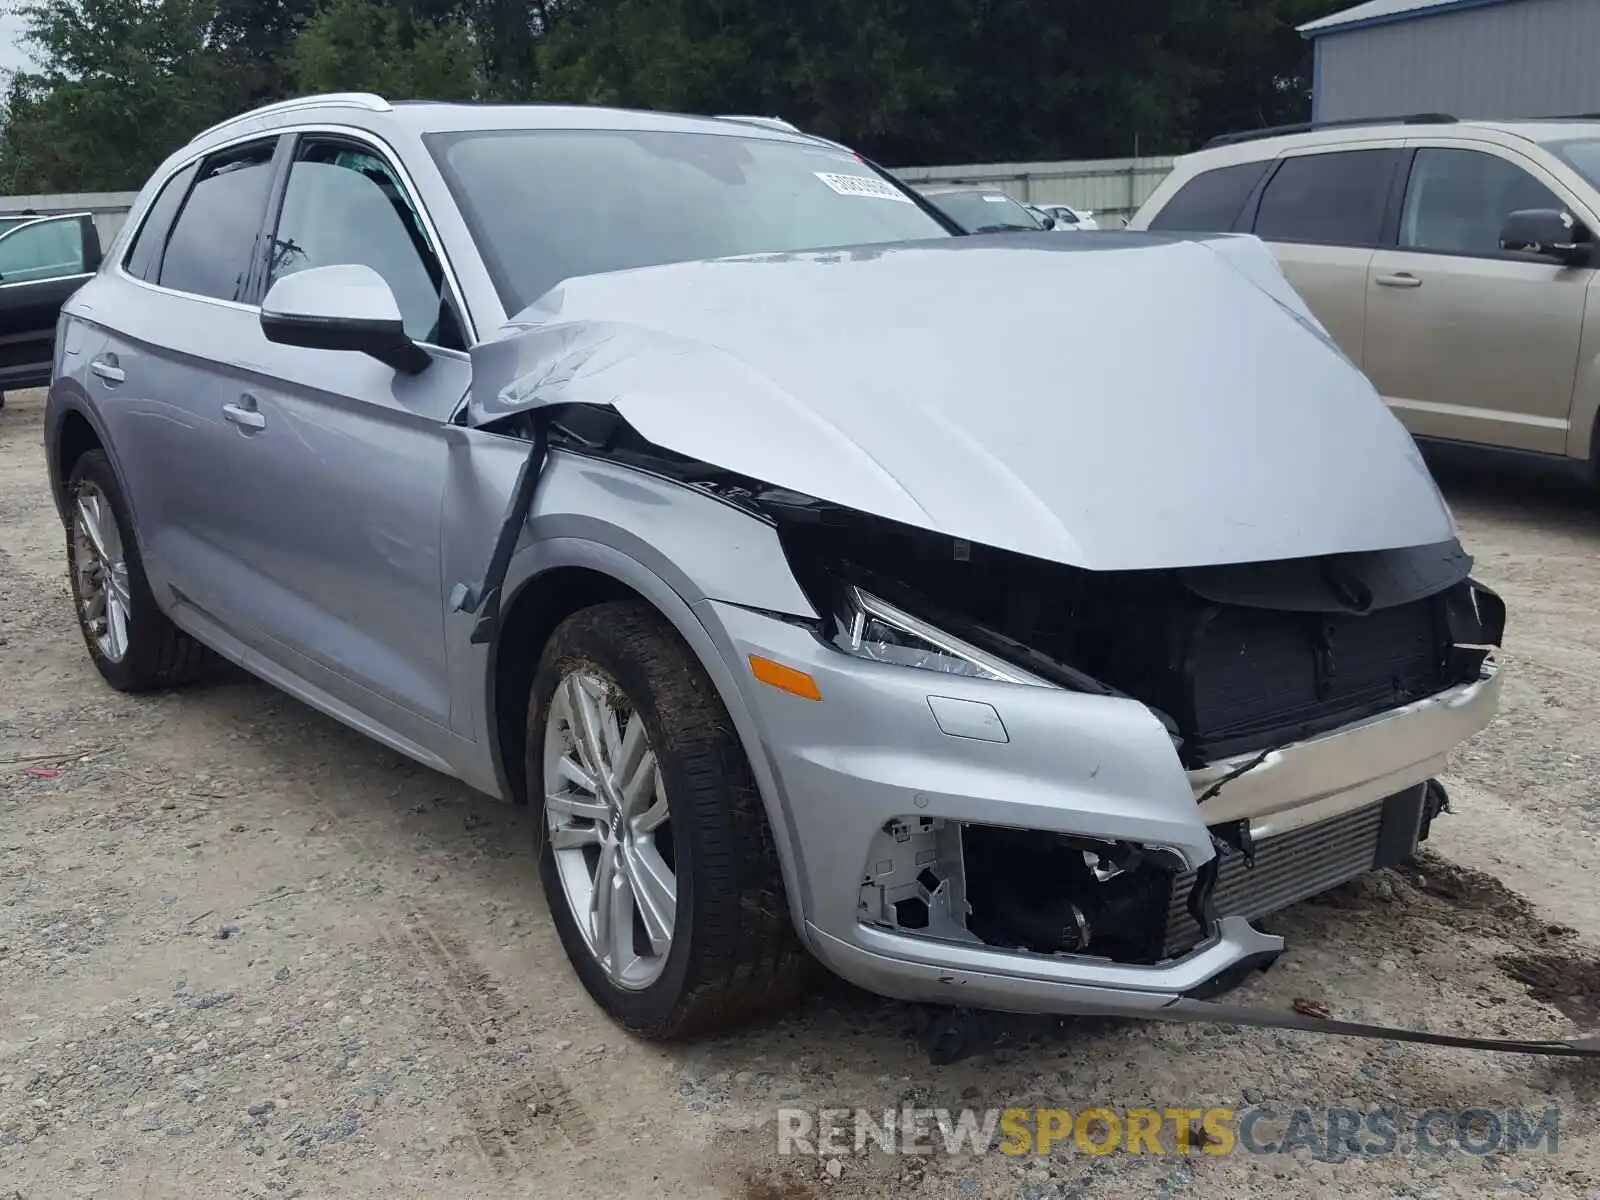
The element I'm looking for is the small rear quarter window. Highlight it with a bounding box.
[1146,161,1271,233]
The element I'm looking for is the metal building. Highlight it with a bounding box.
[1302,0,1600,123]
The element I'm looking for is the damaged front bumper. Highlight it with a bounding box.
[706,599,1501,1016]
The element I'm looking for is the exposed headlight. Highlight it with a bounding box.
[830,585,1053,686]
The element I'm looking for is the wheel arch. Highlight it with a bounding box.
[50,400,108,517]
[486,539,815,939]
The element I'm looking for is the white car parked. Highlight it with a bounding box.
[1038,203,1100,230]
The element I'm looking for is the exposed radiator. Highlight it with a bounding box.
[1162,800,1385,957]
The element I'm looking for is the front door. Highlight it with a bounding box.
[1362,145,1592,455]
[221,133,474,730]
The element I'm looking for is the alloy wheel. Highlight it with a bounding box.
[542,670,677,990]
[71,480,131,663]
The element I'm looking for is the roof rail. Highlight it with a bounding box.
[190,92,392,144]
[715,114,803,135]
[1202,112,1456,150]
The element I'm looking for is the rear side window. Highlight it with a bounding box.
[123,162,198,282]
[1253,150,1397,248]
[1146,162,1270,232]
[158,141,278,302]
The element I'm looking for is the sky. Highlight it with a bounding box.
[1,11,28,77]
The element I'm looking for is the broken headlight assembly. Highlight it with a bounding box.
[829,585,1053,686]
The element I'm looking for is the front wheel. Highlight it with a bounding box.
[527,600,813,1039]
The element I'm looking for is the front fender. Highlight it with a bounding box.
[490,535,818,942]
[1568,275,1600,466]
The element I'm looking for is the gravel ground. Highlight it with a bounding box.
[3,385,1600,1199]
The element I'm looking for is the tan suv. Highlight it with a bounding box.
[1130,115,1600,479]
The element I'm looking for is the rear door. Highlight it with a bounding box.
[0,214,100,390]
[1361,143,1592,454]
[1243,145,1404,366]
[89,139,288,626]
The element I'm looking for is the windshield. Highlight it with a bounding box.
[427,128,951,313]
[1548,137,1600,191]
[926,191,1041,233]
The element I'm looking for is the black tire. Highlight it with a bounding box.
[527,600,814,1039]
[65,449,219,691]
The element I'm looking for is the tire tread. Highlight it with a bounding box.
[532,600,815,1040]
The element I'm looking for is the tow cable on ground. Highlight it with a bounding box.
[920,1001,1600,1065]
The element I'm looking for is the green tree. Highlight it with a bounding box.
[209,0,323,106]
[1171,0,1351,145]
[534,0,1220,164]
[285,0,481,98]
[0,0,240,192]
[0,0,1358,193]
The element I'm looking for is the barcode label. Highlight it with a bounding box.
[815,172,914,203]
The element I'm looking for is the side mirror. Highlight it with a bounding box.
[260,263,431,375]
[1498,208,1592,266]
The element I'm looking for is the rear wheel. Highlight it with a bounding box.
[527,600,813,1038]
[65,450,218,691]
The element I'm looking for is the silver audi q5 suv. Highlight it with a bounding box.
[46,93,1504,1038]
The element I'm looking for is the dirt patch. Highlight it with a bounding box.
[1498,950,1600,1028]
[738,1170,822,1200]
[1398,849,1546,927]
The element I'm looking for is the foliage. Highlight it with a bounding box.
[0,0,239,192]
[0,0,1350,193]
[286,0,479,98]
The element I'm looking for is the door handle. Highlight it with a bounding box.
[222,400,266,431]
[89,356,124,383]
[1375,272,1422,289]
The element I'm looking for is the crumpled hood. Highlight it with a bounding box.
[469,234,1453,571]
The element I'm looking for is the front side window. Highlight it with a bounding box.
[159,141,277,302]
[1146,161,1270,233]
[427,128,951,313]
[0,216,87,282]
[1399,148,1567,256]
[1253,149,1398,248]
[269,140,462,348]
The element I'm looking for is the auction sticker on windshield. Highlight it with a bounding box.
[815,172,914,202]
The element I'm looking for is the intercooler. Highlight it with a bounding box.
[1161,796,1402,958]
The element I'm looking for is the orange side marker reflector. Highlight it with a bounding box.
[748,654,822,701]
